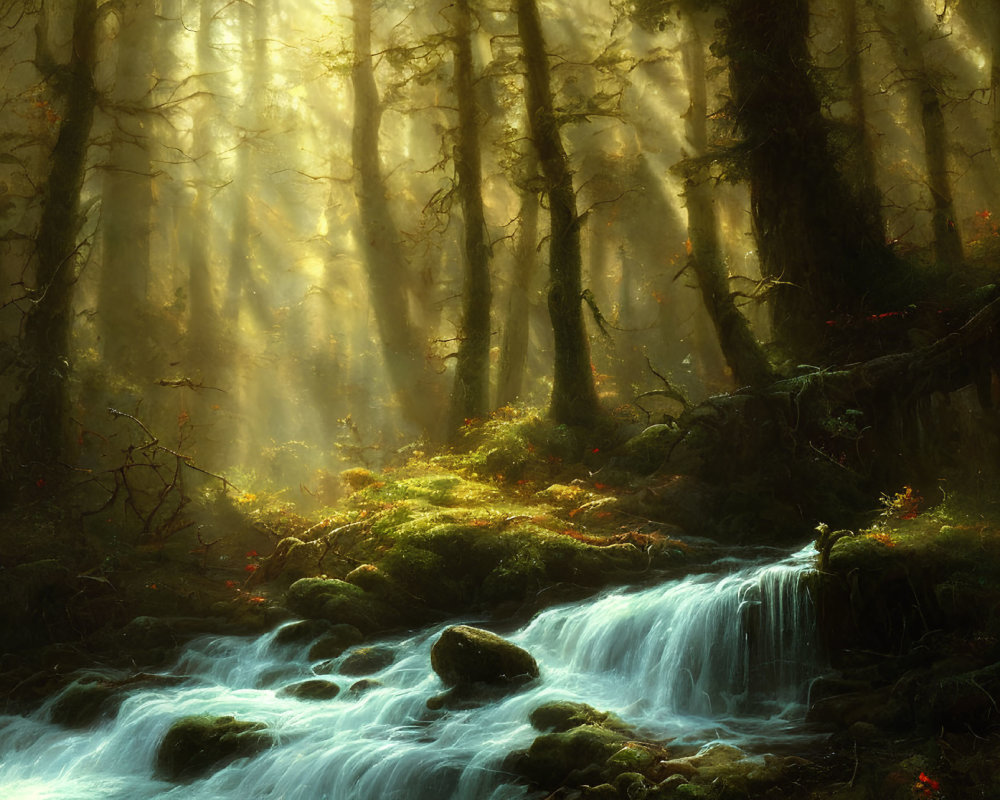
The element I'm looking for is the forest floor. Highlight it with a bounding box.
[2,409,1000,798]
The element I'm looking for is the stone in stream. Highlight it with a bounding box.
[276,678,341,701]
[339,645,396,676]
[430,625,538,687]
[155,714,272,782]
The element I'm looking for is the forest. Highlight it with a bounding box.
[2,0,1000,797]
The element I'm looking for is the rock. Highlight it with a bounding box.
[285,578,396,633]
[606,743,659,775]
[277,679,340,701]
[273,619,334,646]
[339,646,395,676]
[530,701,630,734]
[308,625,366,660]
[430,625,538,687]
[155,714,271,782]
[613,772,649,799]
[49,672,188,728]
[513,724,629,787]
[348,679,381,695]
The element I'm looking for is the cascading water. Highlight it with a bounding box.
[0,546,823,800]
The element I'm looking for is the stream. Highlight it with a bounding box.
[0,545,824,799]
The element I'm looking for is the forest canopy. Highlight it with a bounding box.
[1,0,999,499]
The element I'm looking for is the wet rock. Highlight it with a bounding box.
[339,645,395,676]
[348,678,381,695]
[48,672,187,728]
[285,577,396,633]
[273,618,334,646]
[155,714,272,782]
[530,701,630,734]
[430,625,538,687]
[513,724,629,787]
[307,625,365,660]
[277,679,340,701]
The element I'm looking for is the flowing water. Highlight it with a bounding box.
[0,545,824,799]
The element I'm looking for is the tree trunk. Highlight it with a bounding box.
[724,0,898,361]
[496,182,540,408]
[97,0,154,377]
[840,0,885,234]
[447,0,493,434]
[351,0,439,436]
[681,8,773,387]
[516,0,601,426]
[5,0,98,483]
[876,0,963,266]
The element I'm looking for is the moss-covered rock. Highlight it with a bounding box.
[155,714,272,782]
[277,679,340,701]
[307,624,365,660]
[529,701,631,734]
[513,724,629,787]
[48,672,187,728]
[285,578,397,633]
[339,645,396,676]
[430,625,538,687]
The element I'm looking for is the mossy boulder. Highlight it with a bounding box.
[155,714,272,781]
[529,701,631,734]
[513,724,630,787]
[339,645,396,676]
[48,672,187,728]
[272,618,335,646]
[276,679,340,701]
[307,624,365,660]
[430,625,538,687]
[284,578,397,633]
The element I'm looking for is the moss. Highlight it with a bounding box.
[515,724,629,787]
[155,715,271,782]
[529,701,631,734]
[284,578,397,632]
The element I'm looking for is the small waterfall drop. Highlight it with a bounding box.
[0,546,822,800]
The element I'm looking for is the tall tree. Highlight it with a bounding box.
[5,0,99,485]
[679,5,773,386]
[97,0,154,377]
[351,0,440,435]
[876,0,964,266]
[722,0,899,360]
[516,0,601,426]
[447,0,493,433]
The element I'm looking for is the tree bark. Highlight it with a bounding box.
[876,0,963,266]
[516,0,601,426]
[496,180,540,408]
[5,0,99,483]
[97,0,154,377]
[681,8,773,387]
[724,0,898,361]
[351,0,439,435]
[447,0,493,433]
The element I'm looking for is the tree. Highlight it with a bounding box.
[876,0,964,266]
[721,0,899,360]
[5,0,99,485]
[516,0,602,425]
[446,0,493,434]
[679,4,773,386]
[350,0,441,436]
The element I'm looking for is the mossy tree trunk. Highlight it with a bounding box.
[723,0,898,362]
[447,0,493,435]
[351,0,439,436]
[876,0,964,266]
[681,7,773,388]
[4,0,99,485]
[516,0,601,426]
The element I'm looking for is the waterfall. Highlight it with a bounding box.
[0,546,821,800]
